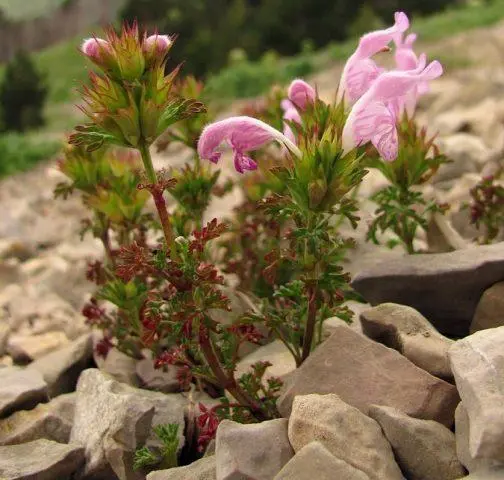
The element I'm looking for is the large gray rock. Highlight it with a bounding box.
[277,328,459,427]
[0,439,84,480]
[369,405,465,480]
[0,392,75,445]
[216,419,294,480]
[70,368,186,480]
[351,242,504,336]
[360,303,453,379]
[471,281,504,333]
[0,367,48,418]
[93,342,140,387]
[449,327,504,466]
[147,456,216,480]
[455,403,487,473]
[288,394,402,480]
[27,334,93,397]
[274,441,370,480]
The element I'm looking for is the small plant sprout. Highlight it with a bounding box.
[133,423,180,472]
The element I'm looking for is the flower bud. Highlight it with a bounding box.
[143,34,173,66]
[81,38,117,72]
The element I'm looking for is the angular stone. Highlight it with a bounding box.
[360,303,453,379]
[471,281,504,333]
[0,367,48,418]
[147,456,216,480]
[274,441,370,480]
[0,439,84,480]
[7,331,70,362]
[449,327,504,464]
[93,341,140,386]
[27,334,93,397]
[288,394,402,480]
[235,340,296,382]
[70,368,186,480]
[216,419,294,480]
[136,350,179,393]
[369,405,465,480]
[277,328,459,427]
[0,392,75,446]
[351,242,504,336]
[455,403,487,473]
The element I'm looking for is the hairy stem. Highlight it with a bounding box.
[199,324,269,421]
[301,286,317,364]
[139,143,173,247]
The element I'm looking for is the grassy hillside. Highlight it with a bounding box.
[0,0,66,20]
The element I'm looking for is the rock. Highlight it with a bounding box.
[7,331,70,362]
[0,322,9,356]
[234,340,296,382]
[136,350,179,393]
[147,456,216,480]
[0,439,84,480]
[455,403,486,473]
[449,327,504,465]
[0,392,75,446]
[216,419,294,480]
[360,303,453,379]
[0,367,48,418]
[288,394,402,480]
[369,405,465,480]
[70,368,186,480]
[458,469,504,480]
[0,238,35,261]
[94,341,140,387]
[323,301,368,336]
[435,134,489,183]
[274,441,370,480]
[27,334,93,397]
[277,327,459,427]
[471,281,504,333]
[351,242,504,336]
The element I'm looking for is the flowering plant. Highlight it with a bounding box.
[57,13,447,461]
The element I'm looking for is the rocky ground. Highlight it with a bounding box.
[1,20,504,480]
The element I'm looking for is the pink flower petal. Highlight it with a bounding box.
[287,79,316,110]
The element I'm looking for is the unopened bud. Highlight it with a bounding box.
[143,34,173,66]
[81,38,116,71]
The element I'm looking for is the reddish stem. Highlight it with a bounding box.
[301,286,317,364]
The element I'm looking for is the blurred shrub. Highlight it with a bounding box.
[121,0,459,78]
[0,52,48,132]
[205,50,314,100]
[0,133,60,176]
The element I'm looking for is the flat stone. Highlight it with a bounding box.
[0,367,48,418]
[216,419,294,480]
[288,394,402,480]
[369,405,465,480]
[27,334,93,397]
[455,403,487,473]
[0,439,84,480]
[147,456,216,480]
[360,303,453,379]
[471,281,504,333]
[277,328,459,427]
[0,392,75,446]
[351,242,504,336]
[274,441,370,480]
[70,368,186,480]
[449,327,504,464]
[7,331,70,362]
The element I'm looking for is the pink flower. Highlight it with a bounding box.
[342,59,443,161]
[81,38,116,71]
[338,12,410,104]
[197,116,302,174]
[287,79,316,110]
[281,79,316,143]
[394,33,429,116]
